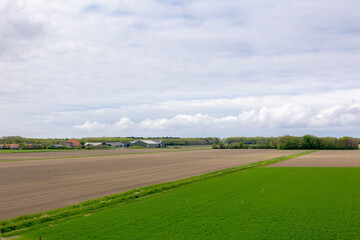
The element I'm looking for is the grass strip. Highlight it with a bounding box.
[0,148,211,163]
[0,150,316,237]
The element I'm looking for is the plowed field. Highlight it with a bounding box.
[0,149,302,220]
[0,148,193,161]
[269,150,360,167]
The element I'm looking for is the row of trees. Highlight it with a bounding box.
[212,135,359,150]
[1,135,359,150]
[277,135,359,150]
[162,138,219,146]
[212,141,272,149]
[0,136,68,146]
[225,137,277,145]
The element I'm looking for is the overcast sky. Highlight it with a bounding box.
[1,0,359,138]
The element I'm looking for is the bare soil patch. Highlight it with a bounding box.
[269,150,360,167]
[0,149,302,220]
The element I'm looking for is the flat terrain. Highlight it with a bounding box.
[0,149,302,220]
[0,147,205,161]
[269,150,360,167]
[17,168,360,240]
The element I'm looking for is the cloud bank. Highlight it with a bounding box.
[72,101,360,137]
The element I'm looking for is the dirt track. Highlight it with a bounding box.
[269,150,360,167]
[0,149,301,220]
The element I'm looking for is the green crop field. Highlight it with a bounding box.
[15,167,360,240]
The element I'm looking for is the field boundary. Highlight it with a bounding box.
[0,148,211,163]
[0,150,316,237]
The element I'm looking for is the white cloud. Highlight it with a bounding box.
[73,120,109,131]
[112,117,135,131]
[138,114,211,131]
[67,101,360,137]
[1,0,359,137]
[311,102,360,127]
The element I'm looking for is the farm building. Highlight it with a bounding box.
[153,140,165,147]
[4,144,20,149]
[59,141,74,148]
[106,142,125,148]
[58,139,81,148]
[68,139,81,148]
[51,144,64,148]
[84,142,103,147]
[129,140,164,148]
[55,139,81,148]
[24,143,33,148]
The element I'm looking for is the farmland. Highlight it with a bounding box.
[269,150,360,167]
[14,167,360,240]
[0,146,209,162]
[0,149,302,220]
[1,149,359,239]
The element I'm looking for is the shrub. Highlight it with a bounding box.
[211,143,218,149]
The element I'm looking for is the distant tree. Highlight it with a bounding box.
[338,137,358,149]
[277,136,302,149]
[302,135,320,149]
[319,137,338,149]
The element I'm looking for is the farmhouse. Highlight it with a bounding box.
[129,140,164,148]
[4,144,20,149]
[68,139,81,148]
[58,139,81,148]
[24,143,33,148]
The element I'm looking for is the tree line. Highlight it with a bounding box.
[213,135,359,150]
[276,135,359,150]
[1,135,359,150]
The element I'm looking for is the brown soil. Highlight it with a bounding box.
[0,148,196,161]
[269,150,360,167]
[0,149,302,220]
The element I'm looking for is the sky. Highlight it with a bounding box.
[0,0,360,138]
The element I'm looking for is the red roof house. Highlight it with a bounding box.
[68,139,81,147]
[59,139,81,148]
[4,144,20,149]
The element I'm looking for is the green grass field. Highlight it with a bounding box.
[16,167,360,240]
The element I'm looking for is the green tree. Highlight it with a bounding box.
[302,135,320,149]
